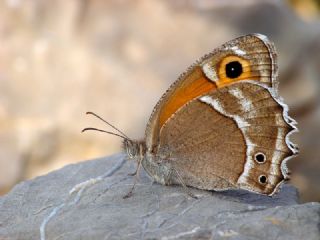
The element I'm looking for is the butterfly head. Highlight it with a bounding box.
[122,139,146,161]
[82,111,146,162]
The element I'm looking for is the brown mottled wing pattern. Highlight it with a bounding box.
[158,81,297,195]
[158,98,247,190]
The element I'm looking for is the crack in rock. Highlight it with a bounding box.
[39,157,125,240]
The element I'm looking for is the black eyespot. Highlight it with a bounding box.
[259,175,267,184]
[255,153,266,163]
[225,61,243,79]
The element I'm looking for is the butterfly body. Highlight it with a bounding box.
[122,34,298,196]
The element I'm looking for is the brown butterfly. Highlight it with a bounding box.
[84,34,298,198]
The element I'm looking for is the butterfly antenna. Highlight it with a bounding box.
[86,111,130,139]
[82,127,128,140]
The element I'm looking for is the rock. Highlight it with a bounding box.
[0,154,319,240]
[1,0,320,202]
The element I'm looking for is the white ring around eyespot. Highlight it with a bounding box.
[254,152,266,164]
[258,175,268,185]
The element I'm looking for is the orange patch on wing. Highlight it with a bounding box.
[159,67,216,127]
[216,55,259,88]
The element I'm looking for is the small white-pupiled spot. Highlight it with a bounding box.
[202,62,218,82]
[228,88,253,112]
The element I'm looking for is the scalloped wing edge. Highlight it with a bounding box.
[245,80,299,196]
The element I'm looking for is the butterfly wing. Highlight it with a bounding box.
[157,81,297,195]
[146,34,278,151]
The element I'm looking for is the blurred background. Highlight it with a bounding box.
[0,0,319,202]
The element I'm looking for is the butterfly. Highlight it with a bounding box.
[84,34,298,198]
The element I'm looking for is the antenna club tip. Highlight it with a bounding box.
[86,111,92,115]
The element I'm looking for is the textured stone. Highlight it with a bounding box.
[1,0,320,203]
[0,154,319,240]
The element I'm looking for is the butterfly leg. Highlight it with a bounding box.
[171,167,198,199]
[126,157,138,176]
[123,147,144,199]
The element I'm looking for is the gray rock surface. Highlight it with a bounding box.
[0,153,319,240]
